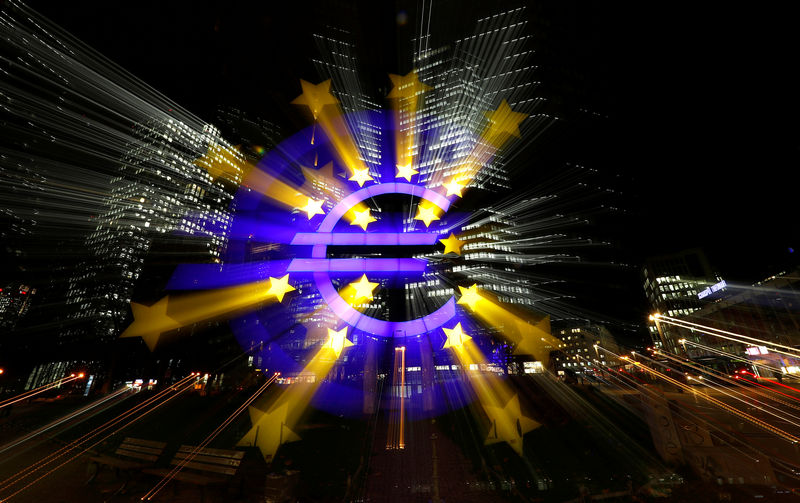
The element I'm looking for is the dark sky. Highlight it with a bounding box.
[28,1,799,283]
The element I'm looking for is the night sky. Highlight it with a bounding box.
[25,0,799,328]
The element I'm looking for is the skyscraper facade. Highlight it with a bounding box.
[60,119,244,350]
[642,248,722,352]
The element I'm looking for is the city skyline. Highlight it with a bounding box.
[1,2,799,502]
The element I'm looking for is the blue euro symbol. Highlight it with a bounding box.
[295,182,456,338]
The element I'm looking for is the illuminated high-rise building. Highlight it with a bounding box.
[60,119,244,349]
[312,28,383,176]
[411,7,546,192]
[0,284,36,331]
[659,268,800,374]
[552,324,623,374]
[642,248,722,351]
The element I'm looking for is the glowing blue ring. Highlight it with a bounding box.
[312,182,455,338]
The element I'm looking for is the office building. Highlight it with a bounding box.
[60,119,243,350]
[552,324,623,374]
[659,268,800,376]
[411,7,547,192]
[642,248,722,352]
[0,284,36,331]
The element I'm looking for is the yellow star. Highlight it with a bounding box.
[414,204,440,227]
[484,100,527,139]
[442,322,471,349]
[457,284,483,311]
[443,178,465,197]
[387,70,432,99]
[266,274,295,302]
[349,167,374,187]
[291,79,339,117]
[237,402,301,461]
[439,233,465,255]
[349,274,379,302]
[325,326,354,358]
[298,197,325,219]
[485,394,540,456]
[395,163,419,182]
[350,208,377,231]
[120,297,181,351]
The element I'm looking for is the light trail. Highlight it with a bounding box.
[737,375,800,406]
[121,278,292,351]
[656,314,800,358]
[585,354,800,478]
[0,374,82,410]
[651,348,800,412]
[444,326,539,456]
[767,379,800,395]
[647,352,800,429]
[291,80,371,179]
[600,347,800,444]
[237,339,348,461]
[0,386,131,456]
[140,373,278,501]
[0,375,196,500]
[386,347,406,450]
[679,339,786,377]
[0,376,194,493]
[583,355,790,469]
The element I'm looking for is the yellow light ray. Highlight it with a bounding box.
[484,99,527,144]
[427,100,527,194]
[388,71,431,174]
[298,161,369,226]
[443,178,465,197]
[239,401,301,464]
[238,339,346,461]
[446,334,539,455]
[336,282,378,312]
[265,274,295,302]
[194,143,249,184]
[243,166,316,214]
[484,394,540,455]
[121,276,295,351]
[290,79,339,118]
[292,79,371,178]
[457,284,483,311]
[457,284,559,366]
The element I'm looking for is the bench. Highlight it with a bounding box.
[87,437,166,483]
[143,445,245,500]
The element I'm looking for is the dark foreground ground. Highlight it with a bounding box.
[0,375,797,503]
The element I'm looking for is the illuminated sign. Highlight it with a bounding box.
[745,346,769,356]
[698,280,727,299]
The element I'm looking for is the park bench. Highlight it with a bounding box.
[86,437,166,483]
[143,445,245,501]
